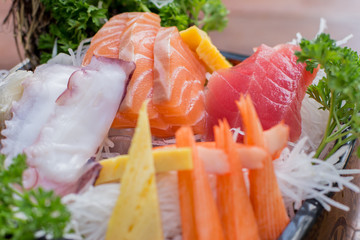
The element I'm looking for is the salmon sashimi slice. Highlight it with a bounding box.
[176,127,225,240]
[161,85,205,125]
[214,120,260,240]
[115,12,161,120]
[110,13,172,132]
[237,95,289,240]
[82,12,139,66]
[153,27,206,119]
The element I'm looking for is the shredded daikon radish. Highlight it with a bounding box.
[150,0,174,8]
[274,137,360,213]
[63,173,182,240]
[62,183,120,240]
[299,86,329,151]
[157,172,182,240]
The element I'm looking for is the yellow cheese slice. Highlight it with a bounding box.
[95,147,193,185]
[180,25,232,73]
[105,101,164,240]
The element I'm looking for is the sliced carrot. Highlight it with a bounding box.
[214,120,260,240]
[176,127,225,240]
[236,95,289,240]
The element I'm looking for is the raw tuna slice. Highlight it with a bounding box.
[205,44,318,141]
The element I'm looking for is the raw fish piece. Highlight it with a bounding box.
[1,64,78,166]
[205,44,318,141]
[114,12,166,130]
[82,12,139,66]
[23,57,135,195]
[83,13,208,137]
[153,27,206,124]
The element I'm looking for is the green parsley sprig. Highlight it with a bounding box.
[37,0,228,64]
[295,33,360,159]
[0,154,71,240]
[38,0,108,63]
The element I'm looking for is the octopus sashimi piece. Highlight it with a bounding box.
[153,27,206,123]
[23,57,135,196]
[205,44,318,141]
[1,64,78,167]
[82,12,139,66]
[114,12,164,126]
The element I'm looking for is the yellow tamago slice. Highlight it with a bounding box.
[95,147,193,185]
[105,101,163,240]
[180,25,232,73]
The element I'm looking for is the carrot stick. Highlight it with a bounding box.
[215,120,260,240]
[236,95,289,240]
[176,127,225,240]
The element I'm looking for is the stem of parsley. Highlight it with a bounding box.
[296,33,360,159]
[314,89,335,158]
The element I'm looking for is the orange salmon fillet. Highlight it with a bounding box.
[153,27,206,124]
[82,13,139,66]
[83,13,208,137]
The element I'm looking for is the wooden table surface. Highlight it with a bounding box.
[209,0,360,56]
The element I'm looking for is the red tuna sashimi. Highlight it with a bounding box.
[205,44,318,141]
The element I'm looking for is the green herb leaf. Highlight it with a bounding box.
[38,0,107,63]
[296,33,360,158]
[0,154,71,239]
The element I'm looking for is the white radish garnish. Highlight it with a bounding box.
[274,137,360,213]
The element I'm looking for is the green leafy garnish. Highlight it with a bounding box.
[38,0,108,63]
[295,33,360,159]
[37,0,228,64]
[0,154,71,240]
[113,0,229,32]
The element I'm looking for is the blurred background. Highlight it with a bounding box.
[1,0,360,69]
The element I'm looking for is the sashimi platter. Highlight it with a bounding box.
[1,1,360,239]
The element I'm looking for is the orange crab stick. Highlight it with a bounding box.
[237,95,289,240]
[176,127,225,240]
[214,120,260,240]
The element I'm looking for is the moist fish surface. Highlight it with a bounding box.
[205,44,318,141]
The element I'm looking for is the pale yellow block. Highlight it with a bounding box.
[105,101,164,240]
[179,25,208,51]
[196,39,232,73]
[95,147,193,185]
[180,25,232,73]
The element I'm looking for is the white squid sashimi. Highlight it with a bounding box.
[1,64,78,166]
[23,57,135,196]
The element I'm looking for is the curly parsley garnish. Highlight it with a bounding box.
[37,0,228,64]
[0,154,71,240]
[295,33,360,159]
